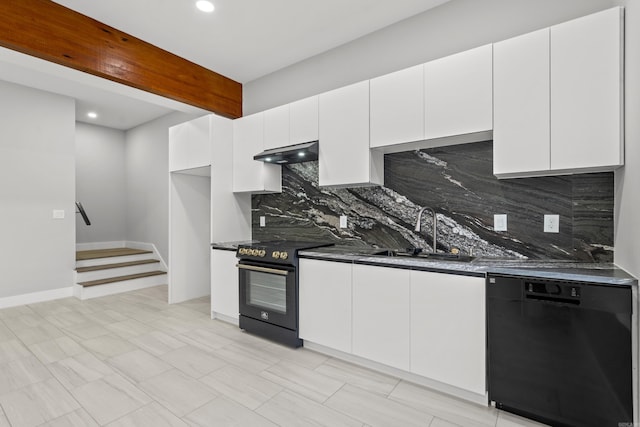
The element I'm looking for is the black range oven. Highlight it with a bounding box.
[236,241,332,347]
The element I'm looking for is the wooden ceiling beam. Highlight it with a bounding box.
[0,0,242,118]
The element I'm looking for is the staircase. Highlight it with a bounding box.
[74,247,167,300]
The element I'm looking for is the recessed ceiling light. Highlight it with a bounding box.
[87,112,98,119]
[196,1,215,13]
[298,152,305,157]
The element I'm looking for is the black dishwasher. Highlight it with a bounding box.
[487,273,633,427]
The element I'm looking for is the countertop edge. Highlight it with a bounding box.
[298,250,637,286]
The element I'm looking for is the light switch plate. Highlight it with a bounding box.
[339,215,348,228]
[259,216,266,227]
[52,209,65,219]
[544,214,559,233]
[494,214,507,232]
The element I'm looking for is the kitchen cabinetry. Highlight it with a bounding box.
[211,249,239,322]
[169,115,250,304]
[290,95,319,144]
[370,64,425,148]
[352,264,410,370]
[264,96,320,150]
[299,259,352,353]
[550,7,623,172]
[493,28,550,176]
[169,115,211,172]
[424,44,493,140]
[494,7,623,178]
[319,81,384,187]
[410,271,485,395]
[263,104,290,150]
[232,112,282,193]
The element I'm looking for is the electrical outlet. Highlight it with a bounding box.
[259,216,266,227]
[544,214,559,233]
[52,209,65,219]
[494,214,507,232]
[339,215,348,228]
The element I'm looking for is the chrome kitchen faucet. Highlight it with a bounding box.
[415,206,437,253]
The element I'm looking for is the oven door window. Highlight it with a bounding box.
[238,261,297,330]
[246,270,287,314]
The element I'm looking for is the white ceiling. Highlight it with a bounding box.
[0,0,449,130]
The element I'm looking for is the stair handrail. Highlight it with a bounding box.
[75,202,91,226]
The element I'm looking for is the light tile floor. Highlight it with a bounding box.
[0,286,549,427]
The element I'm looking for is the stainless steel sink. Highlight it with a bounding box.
[373,249,476,262]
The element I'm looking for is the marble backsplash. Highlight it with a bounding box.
[252,141,614,261]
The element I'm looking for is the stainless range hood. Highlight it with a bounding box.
[253,141,318,164]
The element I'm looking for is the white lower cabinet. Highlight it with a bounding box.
[410,271,486,394]
[211,249,239,321]
[299,259,352,353]
[298,259,486,397]
[352,264,411,371]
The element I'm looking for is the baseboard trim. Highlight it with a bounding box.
[211,311,239,326]
[0,287,73,309]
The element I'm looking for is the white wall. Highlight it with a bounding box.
[75,122,127,243]
[244,0,617,114]
[125,111,201,262]
[0,81,75,297]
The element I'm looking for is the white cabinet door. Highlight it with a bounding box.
[370,64,424,148]
[550,6,623,172]
[290,95,319,144]
[211,249,239,321]
[424,44,493,140]
[352,264,410,370]
[169,115,211,172]
[410,271,485,395]
[299,259,352,353]
[232,112,282,193]
[263,104,290,150]
[319,81,384,187]
[493,28,550,177]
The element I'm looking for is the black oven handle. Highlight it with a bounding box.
[236,263,290,276]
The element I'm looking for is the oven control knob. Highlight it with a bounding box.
[251,249,259,256]
[272,251,280,259]
[280,251,289,260]
[238,248,246,255]
[258,250,266,257]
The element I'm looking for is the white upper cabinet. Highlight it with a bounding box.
[232,112,282,193]
[290,95,319,144]
[370,64,425,148]
[169,115,211,172]
[550,7,623,172]
[493,28,551,176]
[319,80,383,187]
[424,44,493,140]
[263,95,319,150]
[263,104,290,150]
[494,7,624,178]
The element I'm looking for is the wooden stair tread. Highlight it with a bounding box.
[75,259,160,273]
[78,271,166,287]
[76,248,153,261]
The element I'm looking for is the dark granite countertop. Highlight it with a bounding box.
[298,246,637,286]
[211,240,257,251]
